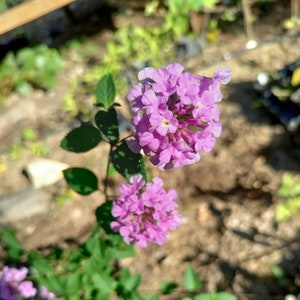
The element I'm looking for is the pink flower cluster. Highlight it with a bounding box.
[127,63,231,170]
[0,266,55,300]
[111,174,182,248]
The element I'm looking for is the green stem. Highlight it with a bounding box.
[118,134,132,144]
[103,143,113,201]
[103,134,132,200]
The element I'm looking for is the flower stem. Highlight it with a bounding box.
[103,144,113,201]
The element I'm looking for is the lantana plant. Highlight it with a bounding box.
[61,62,231,248]
[1,62,231,300]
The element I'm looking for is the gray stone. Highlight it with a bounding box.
[0,188,50,224]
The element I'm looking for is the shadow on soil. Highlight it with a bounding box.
[229,80,300,172]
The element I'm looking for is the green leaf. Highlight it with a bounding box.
[106,234,135,260]
[63,167,98,195]
[95,202,115,234]
[16,47,34,65]
[60,125,102,153]
[92,273,117,296]
[110,141,146,181]
[95,107,119,145]
[275,196,300,222]
[82,274,95,299]
[277,173,300,198]
[184,266,201,292]
[159,281,178,295]
[65,273,82,295]
[82,230,105,258]
[82,256,106,276]
[39,274,64,296]
[95,73,116,108]
[1,229,23,260]
[1,229,23,251]
[118,268,141,293]
[30,256,56,276]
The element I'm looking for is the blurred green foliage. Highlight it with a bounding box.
[9,127,48,160]
[83,0,222,93]
[0,0,20,12]
[275,172,300,222]
[83,24,174,95]
[0,44,64,98]
[0,226,237,299]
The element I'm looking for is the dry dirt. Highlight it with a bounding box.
[1,1,300,299]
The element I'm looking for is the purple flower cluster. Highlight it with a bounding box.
[127,63,231,170]
[0,266,55,300]
[0,266,36,300]
[111,174,182,248]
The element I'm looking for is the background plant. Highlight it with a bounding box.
[165,0,218,38]
[82,0,221,95]
[8,127,48,161]
[0,44,64,98]
[0,0,20,12]
[0,228,237,300]
[275,172,300,222]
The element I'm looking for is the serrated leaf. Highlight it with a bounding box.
[184,265,201,292]
[95,107,119,145]
[60,125,102,153]
[63,167,98,195]
[95,73,116,108]
[118,268,141,293]
[31,257,55,274]
[82,256,105,276]
[110,141,146,181]
[92,273,117,295]
[83,231,101,257]
[65,273,82,295]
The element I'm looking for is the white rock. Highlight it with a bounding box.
[246,39,258,49]
[23,159,69,188]
[285,295,297,300]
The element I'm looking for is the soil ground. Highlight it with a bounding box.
[1,1,300,299]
